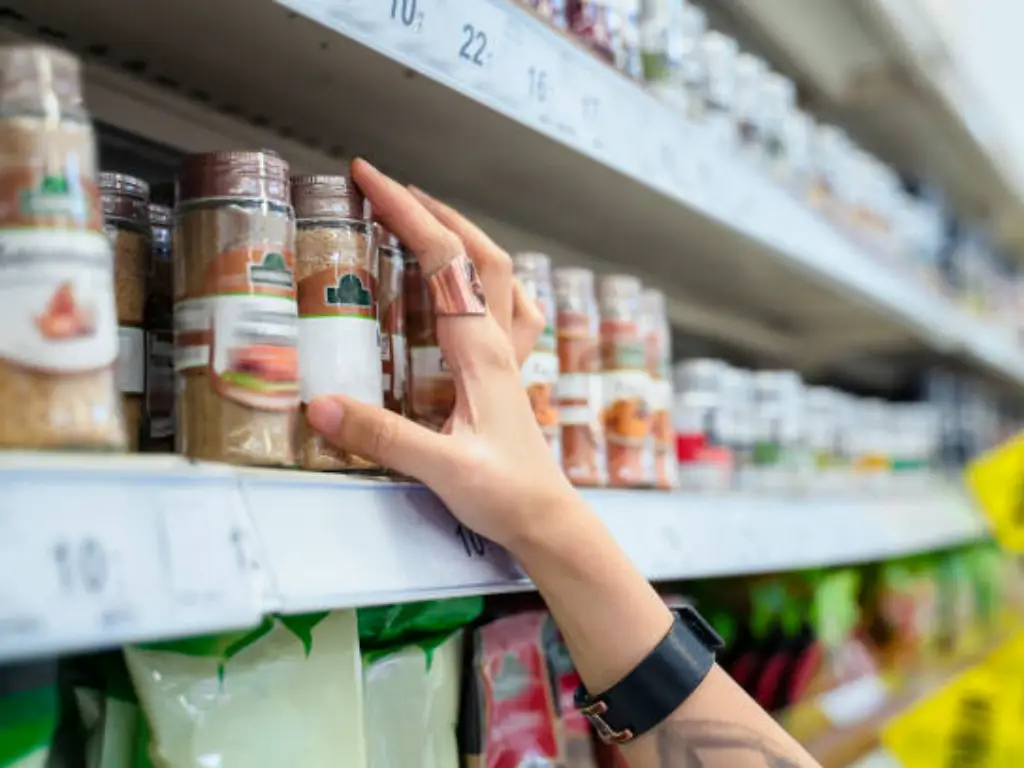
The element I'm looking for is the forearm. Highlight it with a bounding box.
[510,497,820,768]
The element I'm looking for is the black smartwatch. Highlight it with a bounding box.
[574,605,725,744]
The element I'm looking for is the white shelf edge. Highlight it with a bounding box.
[0,454,989,662]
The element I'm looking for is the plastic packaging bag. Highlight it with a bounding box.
[125,611,365,768]
[363,632,463,768]
[0,661,58,768]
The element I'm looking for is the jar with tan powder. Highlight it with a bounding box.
[378,226,406,416]
[174,150,299,466]
[0,45,125,450]
[101,172,149,449]
[554,267,605,487]
[514,252,560,459]
[641,288,677,490]
[144,203,174,452]
[599,275,650,488]
[406,253,455,430]
[293,174,381,471]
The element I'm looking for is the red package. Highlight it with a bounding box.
[464,612,561,767]
[544,627,599,768]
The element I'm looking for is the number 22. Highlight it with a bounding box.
[460,24,488,66]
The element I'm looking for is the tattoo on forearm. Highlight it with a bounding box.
[655,721,807,767]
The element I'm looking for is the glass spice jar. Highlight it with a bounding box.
[514,253,560,459]
[0,45,125,451]
[100,171,150,450]
[378,226,406,416]
[144,202,175,452]
[599,274,650,487]
[554,267,605,487]
[641,288,676,490]
[174,150,299,466]
[293,173,381,472]
[405,253,455,430]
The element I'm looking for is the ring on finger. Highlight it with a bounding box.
[428,253,488,317]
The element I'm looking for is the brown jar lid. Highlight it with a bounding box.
[291,174,369,221]
[148,203,172,227]
[177,150,290,205]
[100,172,150,224]
[0,45,84,118]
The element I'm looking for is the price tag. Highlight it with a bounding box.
[434,0,502,89]
[965,431,1024,552]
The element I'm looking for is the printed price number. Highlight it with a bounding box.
[459,23,490,67]
[528,66,550,103]
[390,0,424,30]
[52,536,109,597]
[455,523,488,559]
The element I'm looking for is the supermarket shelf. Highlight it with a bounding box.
[0,453,988,663]
[4,1,1024,389]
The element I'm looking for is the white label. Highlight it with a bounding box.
[0,230,118,372]
[299,316,383,405]
[649,378,672,411]
[602,369,651,404]
[558,373,601,426]
[818,675,889,727]
[173,298,210,372]
[391,333,407,400]
[116,327,145,394]
[410,345,449,378]
[521,350,558,386]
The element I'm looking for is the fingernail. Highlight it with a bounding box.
[353,157,379,176]
[408,184,429,198]
[307,398,344,435]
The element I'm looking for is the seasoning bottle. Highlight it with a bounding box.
[554,268,605,487]
[680,4,708,121]
[144,203,175,452]
[599,275,650,487]
[673,358,730,492]
[515,253,560,458]
[641,288,676,490]
[293,174,381,472]
[733,53,767,156]
[101,172,149,450]
[0,46,125,450]
[406,253,455,430]
[378,226,406,416]
[174,150,298,466]
[699,31,740,148]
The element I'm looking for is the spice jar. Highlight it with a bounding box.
[406,253,455,430]
[679,4,708,121]
[101,172,149,450]
[554,267,605,487]
[699,31,739,149]
[174,150,299,466]
[641,288,676,490]
[569,1,641,78]
[599,275,650,487]
[515,253,560,459]
[293,174,381,471]
[378,226,406,416]
[144,203,174,452]
[0,45,125,450]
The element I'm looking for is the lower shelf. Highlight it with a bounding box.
[0,453,989,662]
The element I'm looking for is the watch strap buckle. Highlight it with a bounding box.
[577,697,635,744]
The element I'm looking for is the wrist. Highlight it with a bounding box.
[503,484,593,566]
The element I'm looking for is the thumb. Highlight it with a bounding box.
[307,396,454,484]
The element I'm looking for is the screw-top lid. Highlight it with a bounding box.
[598,274,642,317]
[553,266,595,308]
[148,203,172,227]
[0,45,84,119]
[100,172,150,224]
[641,288,667,319]
[177,150,290,205]
[291,173,370,221]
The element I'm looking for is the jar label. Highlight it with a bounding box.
[559,373,606,486]
[146,331,175,439]
[0,230,118,373]
[522,350,559,454]
[650,379,677,489]
[600,318,645,371]
[557,310,599,374]
[117,326,145,394]
[0,163,102,231]
[602,369,652,487]
[409,345,455,429]
[297,265,381,406]
[192,245,300,411]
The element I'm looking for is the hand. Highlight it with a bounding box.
[307,159,579,550]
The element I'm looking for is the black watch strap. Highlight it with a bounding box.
[574,605,725,744]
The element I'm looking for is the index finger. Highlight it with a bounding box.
[351,158,462,274]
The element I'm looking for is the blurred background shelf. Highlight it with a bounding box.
[2,0,1024,394]
[0,454,988,663]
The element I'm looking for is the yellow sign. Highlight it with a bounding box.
[882,633,1024,767]
[965,433,1024,552]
